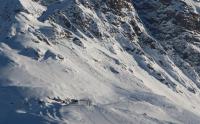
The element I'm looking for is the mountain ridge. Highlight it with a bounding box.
[1,0,200,123]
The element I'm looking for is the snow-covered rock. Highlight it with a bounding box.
[1,0,200,123]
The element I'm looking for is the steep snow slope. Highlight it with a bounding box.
[1,0,200,123]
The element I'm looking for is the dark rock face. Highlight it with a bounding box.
[106,0,132,13]
[133,0,200,89]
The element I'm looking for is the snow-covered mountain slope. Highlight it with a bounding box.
[1,0,200,123]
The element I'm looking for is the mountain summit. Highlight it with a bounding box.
[1,0,200,123]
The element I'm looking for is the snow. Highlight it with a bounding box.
[1,0,200,123]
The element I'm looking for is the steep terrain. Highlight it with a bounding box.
[1,0,200,123]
